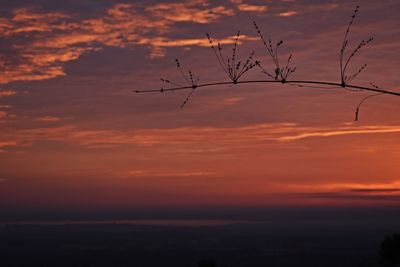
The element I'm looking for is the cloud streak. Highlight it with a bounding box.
[1,123,400,152]
[278,125,400,141]
[0,90,17,98]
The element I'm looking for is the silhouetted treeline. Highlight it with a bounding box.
[380,234,400,266]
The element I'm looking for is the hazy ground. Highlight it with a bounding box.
[1,217,398,267]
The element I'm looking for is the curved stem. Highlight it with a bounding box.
[134,79,400,97]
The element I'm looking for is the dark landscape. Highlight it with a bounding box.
[1,208,400,267]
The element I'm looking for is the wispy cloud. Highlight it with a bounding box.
[0,105,13,109]
[0,140,17,149]
[278,125,400,141]
[0,90,17,98]
[287,180,400,203]
[146,1,234,23]
[278,11,299,17]
[230,0,268,12]
[237,4,268,12]
[286,181,400,192]
[138,34,258,58]
[126,169,216,178]
[34,116,63,122]
[1,123,400,152]
[223,97,244,106]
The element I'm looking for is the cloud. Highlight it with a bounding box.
[0,140,17,149]
[34,116,63,122]
[278,11,299,17]
[230,0,268,12]
[297,192,400,202]
[0,105,13,109]
[278,125,400,141]
[237,4,268,12]
[138,34,258,58]
[0,90,17,98]
[1,123,400,152]
[126,169,216,178]
[286,181,400,192]
[0,2,238,84]
[287,180,400,202]
[146,2,234,23]
[223,97,244,106]
[349,188,400,193]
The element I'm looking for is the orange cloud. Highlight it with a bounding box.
[12,8,69,22]
[0,140,17,148]
[278,125,400,141]
[223,97,244,106]
[237,4,268,12]
[146,2,234,23]
[278,11,299,17]
[138,34,258,58]
[230,0,267,12]
[2,123,400,153]
[0,2,239,84]
[34,116,63,122]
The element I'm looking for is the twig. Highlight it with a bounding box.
[206,32,258,84]
[354,83,385,121]
[254,21,296,82]
[340,6,374,86]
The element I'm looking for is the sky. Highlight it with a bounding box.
[0,0,400,218]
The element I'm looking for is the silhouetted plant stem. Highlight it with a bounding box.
[134,80,400,97]
[339,5,373,86]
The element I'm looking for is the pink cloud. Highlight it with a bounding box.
[0,90,17,97]
[278,11,299,17]
[34,116,63,122]
[0,105,13,109]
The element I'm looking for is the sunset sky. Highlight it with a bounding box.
[0,0,399,218]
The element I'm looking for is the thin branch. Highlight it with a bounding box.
[254,21,296,82]
[207,32,257,84]
[134,79,400,97]
[340,6,374,86]
[354,83,386,121]
[340,5,359,84]
[355,93,384,121]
